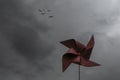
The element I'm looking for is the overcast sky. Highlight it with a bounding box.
[0,0,120,80]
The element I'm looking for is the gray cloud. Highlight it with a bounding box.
[0,0,55,80]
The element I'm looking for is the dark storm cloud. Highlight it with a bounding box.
[0,0,55,80]
[0,0,55,59]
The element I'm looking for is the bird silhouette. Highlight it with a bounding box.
[38,9,54,18]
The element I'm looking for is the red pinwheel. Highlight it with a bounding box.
[60,35,100,72]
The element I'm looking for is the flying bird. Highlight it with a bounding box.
[38,9,52,14]
[60,35,100,72]
[38,9,46,15]
[49,16,54,18]
[47,9,52,12]
[38,9,42,12]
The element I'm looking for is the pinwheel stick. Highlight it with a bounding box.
[78,65,80,80]
[78,57,81,80]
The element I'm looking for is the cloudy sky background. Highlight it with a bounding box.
[0,0,120,80]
